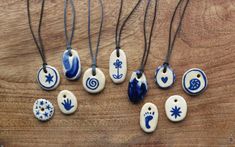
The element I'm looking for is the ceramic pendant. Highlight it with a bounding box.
[109,49,127,84]
[82,68,105,93]
[62,49,82,80]
[155,65,176,89]
[128,70,148,103]
[37,65,60,90]
[57,90,77,115]
[33,99,54,121]
[165,95,187,122]
[182,68,208,95]
[140,102,158,133]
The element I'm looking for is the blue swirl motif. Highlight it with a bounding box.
[188,78,201,90]
[63,51,80,79]
[86,77,99,90]
[112,59,123,79]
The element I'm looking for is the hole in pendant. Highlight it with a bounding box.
[41,108,45,112]
[148,107,151,111]
[174,99,178,103]
[63,95,66,98]
[197,74,201,78]
[69,52,73,57]
[163,67,167,73]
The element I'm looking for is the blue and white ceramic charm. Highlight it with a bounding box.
[128,70,148,103]
[57,90,77,115]
[37,65,60,91]
[182,68,208,95]
[33,98,54,121]
[62,49,82,80]
[155,64,176,89]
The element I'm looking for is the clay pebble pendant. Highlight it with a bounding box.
[128,70,148,103]
[140,102,158,133]
[109,49,127,84]
[182,68,208,95]
[155,65,176,89]
[37,65,60,91]
[57,90,77,115]
[165,95,187,122]
[33,99,54,121]
[62,49,82,80]
[83,68,105,94]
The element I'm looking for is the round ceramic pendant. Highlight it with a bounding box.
[57,90,77,115]
[33,99,54,121]
[109,49,127,84]
[62,49,82,80]
[37,65,60,91]
[128,70,148,103]
[155,65,176,89]
[182,68,208,95]
[165,95,187,122]
[140,102,158,133]
[82,68,105,93]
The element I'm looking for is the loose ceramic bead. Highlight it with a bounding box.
[140,102,158,133]
[37,65,60,91]
[33,99,54,121]
[165,95,187,122]
[109,49,127,84]
[182,68,208,95]
[155,65,176,88]
[57,90,77,115]
[62,49,82,80]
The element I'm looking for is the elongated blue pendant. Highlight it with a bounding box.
[128,70,148,103]
[62,49,82,80]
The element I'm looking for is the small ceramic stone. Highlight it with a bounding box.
[182,68,208,95]
[33,99,54,121]
[140,102,158,133]
[109,49,127,84]
[155,65,176,89]
[165,95,187,122]
[82,68,105,93]
[37,65,60,91]
[57,90,78,115]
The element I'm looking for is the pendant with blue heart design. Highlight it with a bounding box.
[182,68,208,95]
[155,65,176,89]
[62,49,82,80]
[37,65,60,91]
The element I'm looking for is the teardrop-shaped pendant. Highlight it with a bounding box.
[128,70,148,103]
[62,49,82,80]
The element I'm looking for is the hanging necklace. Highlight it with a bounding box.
[109,0,142,84]
[27,0,60,91]
[154,0,189,89]
[62,0,82,80]
[128,0,158,103]
[82,0,105,94]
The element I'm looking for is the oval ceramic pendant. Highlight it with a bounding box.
[128,70,148,103]
[37,65,60,90]
[182,68,208,95]
[82,68,105,93]
[62,49,82,80]
[109,49,127,84]
[140,102,158,133]
[33,99,54,121]
[155,65,176,89]
[57,90,78,115]
[165,95,187,122]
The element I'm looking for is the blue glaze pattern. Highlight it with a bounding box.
[112,59,123,79]
[155,65,176,89]
[170,106,182,119]
[144,111,154,129]
[188,78,201,90]
[86,77,99,90]
[33,99,54,121]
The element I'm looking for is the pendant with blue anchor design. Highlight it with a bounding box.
[182,68,208,95]
[37,65,60,91]
[155,64,176,89]
[128,70,148,103]
[62,49,82,80]
[82,68,105,93]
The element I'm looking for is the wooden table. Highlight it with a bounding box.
[0,0,235,146]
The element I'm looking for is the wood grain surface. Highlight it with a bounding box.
[0,0,235,146]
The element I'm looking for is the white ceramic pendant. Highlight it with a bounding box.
[140,102,158,133]
[62,49,82,80]
[33,98,54,121]
[37,65,60,90]
[57,90,78,115]
[182,68,208,95]
[109,49,127,84]
[165,95,187,122]
[155,65,176,89]
[82,68,105,93]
